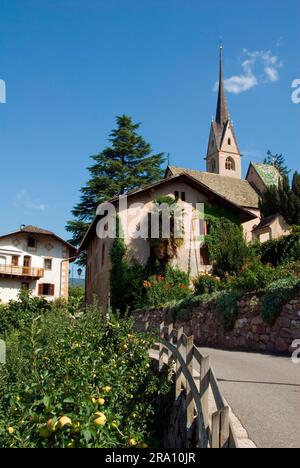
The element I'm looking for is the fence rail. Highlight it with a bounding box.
[146,321,238,449]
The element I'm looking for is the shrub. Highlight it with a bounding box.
[0,290,51,337]
[261,277,300,324]
[110,232,146,314]
[260,232,300,267]
[193,274,221,296]
[143,266,191,308]
[233,261,279,293]
[205,216,248,278]
[278,260,300,278]
[216,291,243,332]
[0,300,169,448]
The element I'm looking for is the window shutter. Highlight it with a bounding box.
[50,284,55,296]
[38,284,43,296]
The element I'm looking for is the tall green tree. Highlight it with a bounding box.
[260,171,300,226]
[264,150,290,177]
[66,115,165,254]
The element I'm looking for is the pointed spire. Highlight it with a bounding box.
[215,45,229,126]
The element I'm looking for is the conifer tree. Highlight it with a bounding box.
[264,150,290,176]
[66,115,165,253]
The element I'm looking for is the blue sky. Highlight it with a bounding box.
[0,0,299,241]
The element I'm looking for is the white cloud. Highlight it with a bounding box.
[14,190,46,211]
[224,73,258,95]
[218,49,283,95]
[264,66,279,82]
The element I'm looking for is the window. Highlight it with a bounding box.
[12,255,19,267]
[200,246,210,266]
[228,138,231,145]
[38,284,55,296]
[23,256,31,268]
[174,191,185,202]
[44,258,52,270]
[28,236,37,249]
[225,157,235,171]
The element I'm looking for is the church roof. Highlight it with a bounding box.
[249,163,281,187]
[215,46,228,126]
[209,47,239,154]
[252,214,280,231]
[166,166,260,209]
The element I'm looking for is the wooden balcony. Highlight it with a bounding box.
[0,265,44,279]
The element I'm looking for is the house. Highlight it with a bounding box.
[0,225,76,303]
[80,47,289,309]
[252,214,291,243]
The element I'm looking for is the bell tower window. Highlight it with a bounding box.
[225,157,235,171]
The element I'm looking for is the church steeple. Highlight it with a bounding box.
[215,46,228,126]
[205,46,242,179]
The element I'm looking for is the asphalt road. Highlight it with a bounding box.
[199,348,300,449]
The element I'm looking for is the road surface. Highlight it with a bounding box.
[199,348,300,448]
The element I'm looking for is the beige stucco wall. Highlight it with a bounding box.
[86,179,250,309]
[253,215,291,243]
[242,208,261,242]
[246,166,265,195]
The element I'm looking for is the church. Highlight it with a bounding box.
[80,47,290,308]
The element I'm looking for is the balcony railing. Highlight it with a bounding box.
[0,265,44,279]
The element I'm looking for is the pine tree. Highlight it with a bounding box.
[292,172,300,198]
[263,150,290,176]
[260,172,300,226]
[66,115,165,254]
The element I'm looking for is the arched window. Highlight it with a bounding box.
[225,157,235,171]
[210,158,216,172]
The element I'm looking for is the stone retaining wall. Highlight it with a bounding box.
[133,293,300,354]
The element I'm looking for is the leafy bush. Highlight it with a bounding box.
[277,260,300,278]
[205,216,248,278]
[0,291,51,337]
[143,266,191,308]
[261,277,300,324]
[216,291,243,332]
[193,274,221,296]
[0,298,169,448]
[260,232,300,267]
[110,232,146,314]
[233,261,279,293]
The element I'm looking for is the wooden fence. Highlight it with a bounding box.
[145,321,238,449]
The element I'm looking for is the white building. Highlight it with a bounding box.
[0,225,76,303]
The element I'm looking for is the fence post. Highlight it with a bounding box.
[175,327,184,399]
[220,407,230,448]
[186,336,195,436]
[167,323,173,363]
[199,356,210,435]
[159,321,165,372]
[211,410,221,448]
